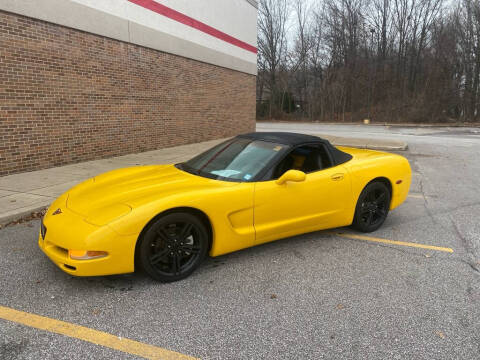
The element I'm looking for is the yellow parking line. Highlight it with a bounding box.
[330,232,453,253]
[408,194,425,199]
[0,305,197,360]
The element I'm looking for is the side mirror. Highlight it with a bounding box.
[275,170,306,185]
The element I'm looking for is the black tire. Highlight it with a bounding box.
[138,212,209,282]
[352,181,391,233]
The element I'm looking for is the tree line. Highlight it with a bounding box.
[257,0,480,123]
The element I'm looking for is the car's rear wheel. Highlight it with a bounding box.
[138,212,209,282]
[352,181,391,232]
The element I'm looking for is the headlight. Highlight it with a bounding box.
[68,250,108,260]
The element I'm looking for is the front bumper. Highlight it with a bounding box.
[39,201,138,277]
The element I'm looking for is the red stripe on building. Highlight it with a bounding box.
[128,0,257,54]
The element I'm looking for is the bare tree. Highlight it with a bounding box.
[455,0,480,120]
[256,0,480,124]
[257,0,290,117]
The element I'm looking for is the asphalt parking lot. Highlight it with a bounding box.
[1,124,479,360]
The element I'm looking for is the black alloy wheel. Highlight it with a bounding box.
[138,212,209,282]
[352,181,391,232]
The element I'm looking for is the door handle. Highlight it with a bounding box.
[331,173,344,181]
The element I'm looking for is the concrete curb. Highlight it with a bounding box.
[0,205,48,228]
[310,133,408,151]
[330,139,408,151]
[256,120,480,128]
[255,130,409,151]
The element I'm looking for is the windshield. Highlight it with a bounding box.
[179,138,285,182]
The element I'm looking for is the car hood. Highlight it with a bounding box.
[66,164,228,218]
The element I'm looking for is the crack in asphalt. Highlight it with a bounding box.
[450,219,480,273]
[0,337,28,360]
[415,164,479,274]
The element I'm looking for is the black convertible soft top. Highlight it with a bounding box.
[239,132,325,146]
[239,132,352,166]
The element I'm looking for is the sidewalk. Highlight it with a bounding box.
[0,134,407,226]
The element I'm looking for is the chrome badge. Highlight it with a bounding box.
[52,208,62,215]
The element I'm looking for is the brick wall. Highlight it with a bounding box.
[0,10,256,176]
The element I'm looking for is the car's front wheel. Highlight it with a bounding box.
[352,181,391,232]
[138,212,209,282]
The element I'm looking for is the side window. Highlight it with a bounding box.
[271,144,332,179]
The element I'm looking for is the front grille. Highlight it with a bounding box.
[45,242,68,260]
[63,264,76,271]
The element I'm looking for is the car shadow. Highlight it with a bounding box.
[58,226,349,291]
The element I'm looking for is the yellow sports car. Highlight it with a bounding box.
[39,132,411,282]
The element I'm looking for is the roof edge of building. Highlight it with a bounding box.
[0,0,257,75]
